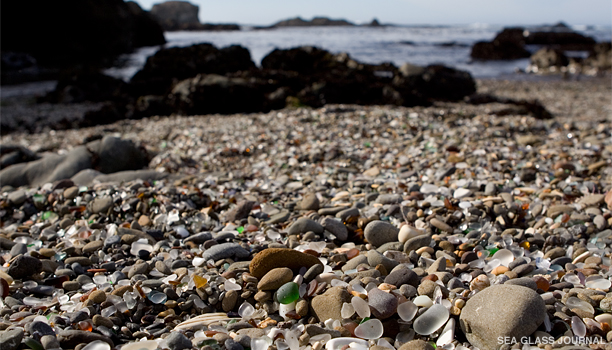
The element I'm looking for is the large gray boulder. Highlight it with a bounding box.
[459,285,546,350]
[0,136,148,187]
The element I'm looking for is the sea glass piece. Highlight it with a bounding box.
[238,302,255,319]
[193,275,207,288]
[351,296,370,318]
[397,300,418,322]
[436,319,455,346]
[413,304,449,335]
[82,340,111,350]
[354,318,384,339]
[276,282,300,304]
[341,303,355,319]
[585,278,611,290]
[324,338,368,350]
[566,296,594,314]
[571,316,586,337]
[148,291,167,304]
[413,295,433,307]
[121,340,159,350]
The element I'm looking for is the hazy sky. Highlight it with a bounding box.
[133,0,612,26]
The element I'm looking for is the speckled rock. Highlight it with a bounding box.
[460,285,546,350]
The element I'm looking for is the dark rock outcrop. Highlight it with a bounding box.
[471,28,531,60]
[150,1,239,31]
[471,25,598,61]
[1,0,166,69]
[260,17,355,29]
[524,29,596,50]
[170,74,268,115]
[167,46,475,113]
[130,44,256,96]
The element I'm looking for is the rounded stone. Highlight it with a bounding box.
[398,340,435,350]
[367,287,398,319]
[286,218,324,235]
[165,332,192,350]
[363,220,399,247]
[92,315,114,328]
[82,241,104,254]
[384,266,419,288]
[88,290,107,304]
[249,248,323,278]
[257,267,293,290]
[222,290,239,312]
[460,285,546,350]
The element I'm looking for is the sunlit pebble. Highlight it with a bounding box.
[413,304,449,335]
[354,319,384,339]
[351,296,370,318]
[571,316,586,337]
[397,300,418,322]
[413,295,433,308]
[470,274,490,291]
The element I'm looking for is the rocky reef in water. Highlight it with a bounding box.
[150,1,240,31]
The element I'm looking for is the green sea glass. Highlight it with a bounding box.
[275,282,299,304]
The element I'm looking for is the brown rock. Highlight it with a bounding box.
[111,285,133,297]
[257,267,293,290]
[249,248,323,278]
[311,286,352,322]
[88,290,106,304]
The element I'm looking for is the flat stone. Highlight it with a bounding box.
[579,194,605,206]
[64,257,92,266]
[184,232,213,245]
[257,267,293,290]
[311,286,352,322]
[128,262,149,278]
[404,235,432,253]
[367,250,398,272]
[364,220,399,247]
[249,247,323,278]
[201,243,250,262]
[287,218,324,235]
[460,285,545,350]
[430,218,453,233]
[8,190,27,205]
[82,240,104,254]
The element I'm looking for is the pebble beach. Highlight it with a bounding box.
[1,76,612,350]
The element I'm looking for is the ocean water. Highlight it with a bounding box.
[105,24,611,80]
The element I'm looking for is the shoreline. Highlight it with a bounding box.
[0,72,611,350]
